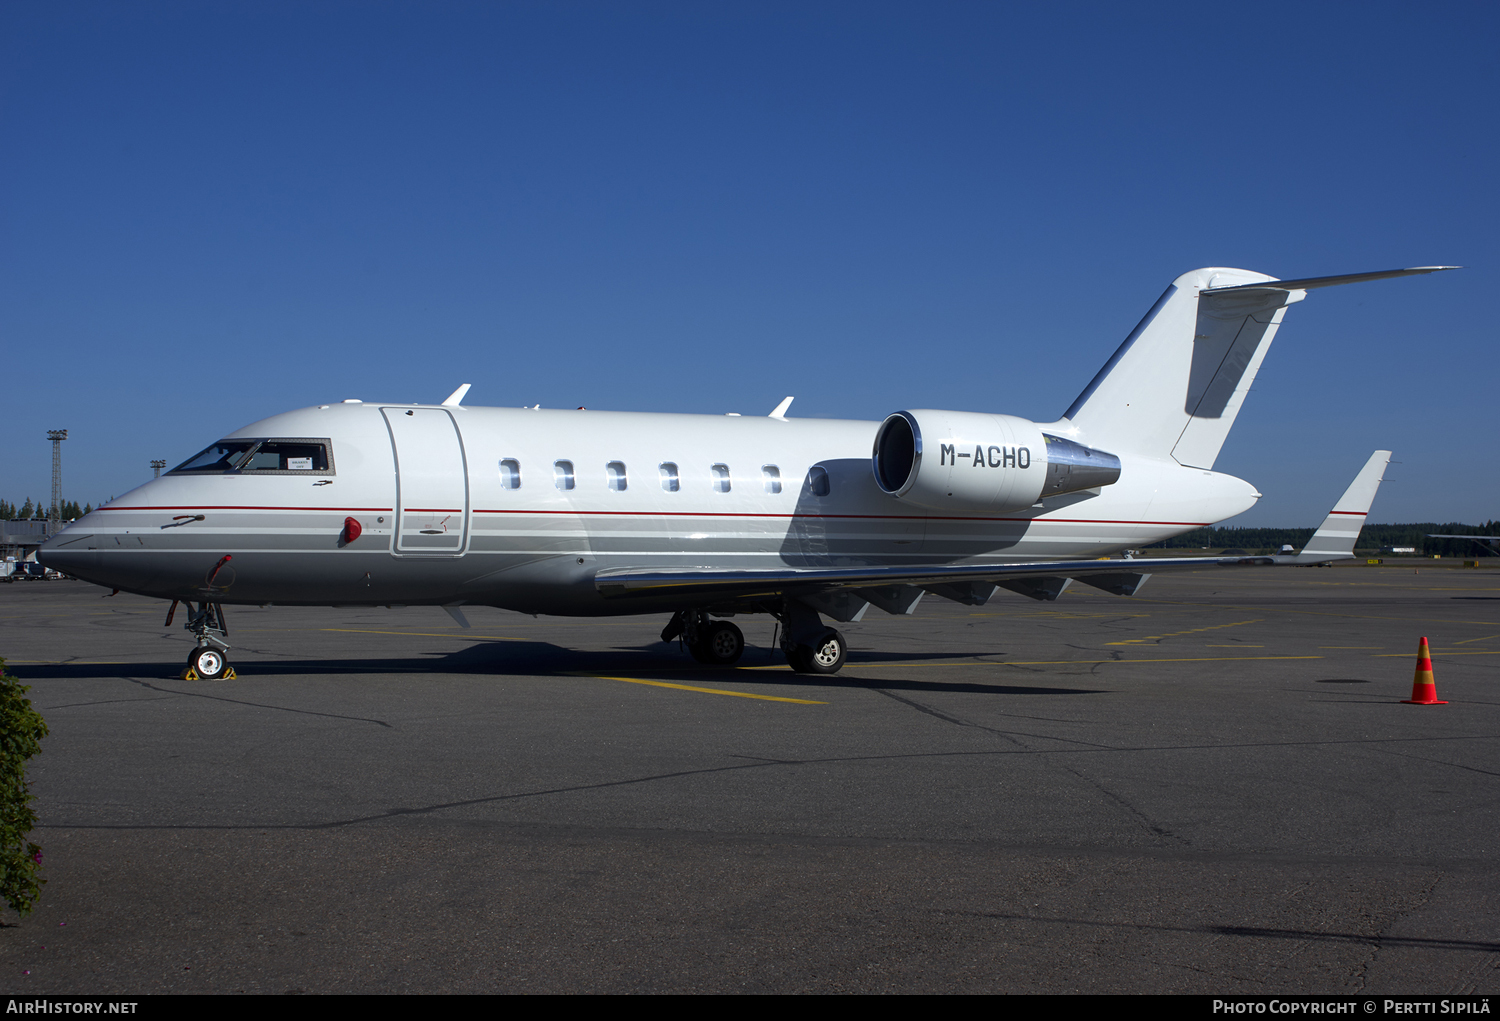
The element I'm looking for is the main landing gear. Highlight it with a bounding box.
[662,604,848,674]
[782,628,847,675]
[776,598,847,675]
[662,610,745,666]
[166,600,236,680]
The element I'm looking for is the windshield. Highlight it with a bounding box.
[168,438,334,475]
[170,441,259,474]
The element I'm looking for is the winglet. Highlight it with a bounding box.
[1282,450,1391,564]
[769,396,794,419]
[441,384,472,407]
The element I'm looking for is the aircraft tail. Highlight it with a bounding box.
[1060,266,1456,468]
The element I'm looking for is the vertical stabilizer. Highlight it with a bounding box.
[1061,267,1300,466]
[1059,266,1456,468]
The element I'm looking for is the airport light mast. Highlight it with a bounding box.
[47,429,68,535]
[151,460,166,479]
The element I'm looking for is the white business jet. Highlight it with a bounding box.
[40,265,1455,680]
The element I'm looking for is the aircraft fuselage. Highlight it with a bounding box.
[41,401,1259,615]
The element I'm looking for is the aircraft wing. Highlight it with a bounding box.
[1277,450,1390,563]
[595,449,1392,614]
[595,553,1262,607]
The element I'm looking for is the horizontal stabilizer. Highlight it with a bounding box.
[1202,266,1459,294]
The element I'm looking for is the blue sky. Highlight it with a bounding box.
[2,1,1494,525]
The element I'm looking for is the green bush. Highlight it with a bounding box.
[0,659,47,918]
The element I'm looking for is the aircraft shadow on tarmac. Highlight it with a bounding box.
[11,641,1110,696]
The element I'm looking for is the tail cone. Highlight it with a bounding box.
[1402,637,1447,705]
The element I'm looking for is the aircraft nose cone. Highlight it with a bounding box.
[36,532,99,581]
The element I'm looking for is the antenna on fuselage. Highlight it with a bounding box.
[769,396,794,419]
[441,383,472,407]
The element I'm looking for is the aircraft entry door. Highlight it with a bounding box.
[382,407,469,554]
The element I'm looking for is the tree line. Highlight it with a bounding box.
[0,499,93,521]
[1145,521,1500,557]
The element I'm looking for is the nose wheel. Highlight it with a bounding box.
[169,600,237,680]
[186,645,230,680]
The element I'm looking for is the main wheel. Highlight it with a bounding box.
[787,629,846,675]
[689,620,745,666]
[187,646,228,680]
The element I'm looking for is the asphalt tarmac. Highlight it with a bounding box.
[0,561,1496,994]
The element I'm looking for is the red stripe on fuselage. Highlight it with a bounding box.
[94,505,1209,527]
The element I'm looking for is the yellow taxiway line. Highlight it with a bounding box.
[576,673,826,704]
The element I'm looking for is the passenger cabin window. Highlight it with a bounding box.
[169,438,333,475]
[762,465,782,494]
[808,466,830,497]
[499,459,521,490]
[554,460,575,491]
[607,461,628,491]
[659,463,679,492]
[711,464,731,493]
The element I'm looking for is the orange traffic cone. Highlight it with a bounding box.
[1402,637,1447,704]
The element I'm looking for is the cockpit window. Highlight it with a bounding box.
[240,441,331,472]
[170,441,260,474]
[168,438,334,475]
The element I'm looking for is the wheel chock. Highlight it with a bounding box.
[179,666,234,681]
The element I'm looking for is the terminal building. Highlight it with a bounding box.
[2,520,52,573]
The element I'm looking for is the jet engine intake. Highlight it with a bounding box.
[873,410,1047,513]
[873,411,1121,513]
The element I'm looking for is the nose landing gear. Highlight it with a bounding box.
[167,600,236,680]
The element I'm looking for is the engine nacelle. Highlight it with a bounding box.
[872,410,1120,513]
